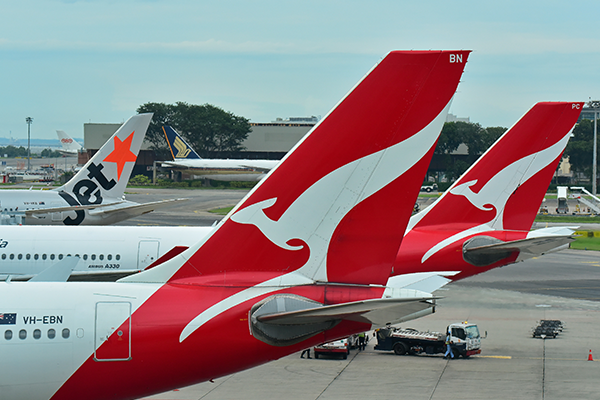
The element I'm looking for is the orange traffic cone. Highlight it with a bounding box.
[588,350,594,361]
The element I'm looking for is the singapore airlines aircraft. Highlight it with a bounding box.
[0,50,470,399]
[0,113,186,226]
[390,101,583,293]
[56,130,83,156]
[160,125,280,172]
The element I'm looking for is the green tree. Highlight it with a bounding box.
[40,148,63,158]
[564,119,596,180]
[434,122,507,181]
[136,102,251,158]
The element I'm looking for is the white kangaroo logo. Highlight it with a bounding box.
[421,131,571,263]
[179,103,452,342]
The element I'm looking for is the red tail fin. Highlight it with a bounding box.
[139,51,470,286]
[409,102,583,233]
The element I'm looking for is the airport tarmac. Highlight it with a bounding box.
[140,247,600,400]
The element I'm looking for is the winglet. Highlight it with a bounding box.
[29,256,79,282]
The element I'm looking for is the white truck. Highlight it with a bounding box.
[374,322,482,358]
[556,186,569,214]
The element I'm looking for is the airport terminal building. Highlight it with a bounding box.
[80,117,318,177]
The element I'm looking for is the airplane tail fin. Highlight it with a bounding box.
[408,102,583,233]
[56,130,83,152]
[58,113,152,203]
[163,126,202,160]
[123,51,470,288]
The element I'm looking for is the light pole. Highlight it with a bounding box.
[25,117,32,171]
[588,101,600,195]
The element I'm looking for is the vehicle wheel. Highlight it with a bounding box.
[343,353,347,360]
[314,353,319,359]
[393,342,408,356]
[426,187,432,192]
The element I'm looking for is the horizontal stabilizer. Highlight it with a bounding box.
[386,272,458,293]
[256,295,436,327]
[87,198,188,216]
[464,234,574,259]
[29,256,79,282]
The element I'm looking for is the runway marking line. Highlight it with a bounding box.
[479,355,512,359]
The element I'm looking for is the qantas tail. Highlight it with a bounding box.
[408,102,583,234]
[124,50,470,289]
[163,126,201,160]
[56,130,83,153]
[57,113,152,203]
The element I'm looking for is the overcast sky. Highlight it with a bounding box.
[2,0,599,140]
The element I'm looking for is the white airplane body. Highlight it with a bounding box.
[56,130,83,156]
[0,50,470,399]
[161,158,279,172]
[0,226,211,280]
[160,126,279,173]
[0,114,186,226]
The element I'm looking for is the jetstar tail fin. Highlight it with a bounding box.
[409,102,583,233]
[163,126,201,160]
[57,113,152,203]
[122,51,470,287]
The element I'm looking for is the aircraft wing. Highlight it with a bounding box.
[87,198,188,217]
[28,256,79,283]
[238,163,272,173]
[256,296,437,327]
[25,202,123,216]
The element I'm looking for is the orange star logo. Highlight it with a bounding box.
[103,131,137,180]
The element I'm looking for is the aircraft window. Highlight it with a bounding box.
[33,329,41,339]
[48,329,56,339]
[42,254,47,260]
[62,328,70,339]
[58,254,63,260]
[50,254,55,260]
[91,254,96,261]
[99,254,104,261]
[17,254,22,260]
[1,254,5,260]
[34,254,39,260]
[76,328,84,338]
[116,254,121,261]
[4,330,12,340]
[19,329,26,340]
[75,254,80,258]
[107,254,112,261]
[9,254,14,260]
[26,254,31,260]
[83,254,88,260]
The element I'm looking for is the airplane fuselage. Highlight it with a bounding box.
[0,280,372,400]
[162,159,279,172]
[0,226,211,279]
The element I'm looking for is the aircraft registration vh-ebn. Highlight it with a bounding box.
[0,50,470,399]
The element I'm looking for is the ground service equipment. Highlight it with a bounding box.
[374,322,482,358]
